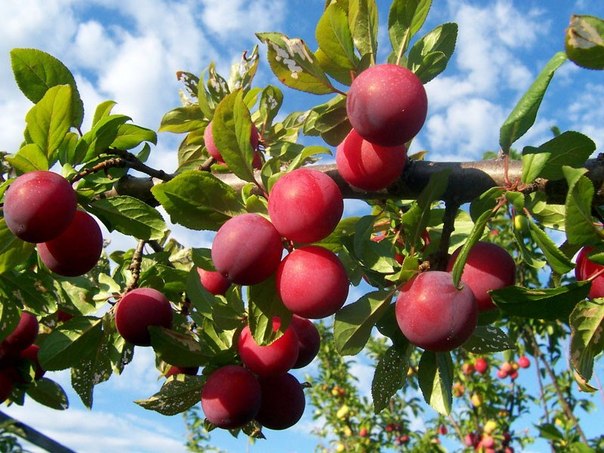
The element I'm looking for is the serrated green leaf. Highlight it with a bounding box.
[6,144,49,173]
[521,131,595,183]
[564,166,603,245]
[75,114,131,164]
[418,350,453,415]
[388,0,432,64]
[372,342,413,413]
[491,282,590,320]
[248,275,292,346]
[0,271,58,314]
[26,378,69,410]
[528,220,574,275]
[499,52,567,153]
[10,48,84,128]
[135,375,205,416]
[570,298,604,392]
[408,23,457,83]
[257,32,336,94]
[89,196,166,241]
[25,84,72,162]
[159,106,205,133]
[149,326,210,368]
[566,15,604,70]
[111,123,158,150]
[349,0,378,62]
[39,317,103,371]
[151,170,246,231]
[462,325,513,354]
[334,290,392,355]
[0,219,35,274]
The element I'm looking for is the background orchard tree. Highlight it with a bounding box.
[0,1,604,452]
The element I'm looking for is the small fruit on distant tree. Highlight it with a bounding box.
[255,373,306,430]
[346,64,428,147]
[3,170,77,243]
[201,365,261,429]
[37,210,103,277]
[237,317,299,377]
[447,241,516,311]
[517,355,530,369]
[211,213,283,285]
[268,168,343,244]
[474,357,489,374]
[115,288,173,346]
[197,268,230,295]
[395,271,477,351]
[276,246,349,319]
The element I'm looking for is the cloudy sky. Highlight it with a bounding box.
[1,0,604,452]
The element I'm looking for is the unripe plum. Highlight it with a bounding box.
[395,271,478,352]
[114,288,173,346]
[346,64,428,147]
[276,246,349,319]
[336,129,407,191]
[37,210,103,277]
[204,121,262,168]
[197,268,230,295]
[3,171,77,243]
[3,311,38,352]
[575,246,604,299]
[256,373,306,430]
[212,213,283,285]
[268,168,343,244]
[19,344,45,380]
[447,241,516,311]
[237,318,299,377]
[201,365,261,429]
[290,315,321,368]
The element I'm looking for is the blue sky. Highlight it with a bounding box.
[1,1,604,452]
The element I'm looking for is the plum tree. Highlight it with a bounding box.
[395,271,478,351]
[447,241,516,311]
[3,170,77,243]
[575,246,604,299]
[268,168,343,244]
[290,315,321,369]
[237,318,299,376]
[276,246,349,319]
[255,373,306,430]
[196,268,231,295]
[114,288,173,346]
[346,64,428,147]
[200,365,261,429]
[36,210,103,277]
[211,213,283,285]
[336,128,407,191]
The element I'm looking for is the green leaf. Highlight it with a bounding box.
[527,220,574,275]
[570,298,604,392]
[349,0,379,62]
[408,23,458,84]
[304,94,351,146]
[212,91,256,182]
[334,290,392,355]
[151,170,246,231]
[248,275,292,346]
[89,196,166,241]
[6,144,49,173]
[258,85,284,128]
[565,15,604,70]
[462,325,513,354]
[0,219,35,274]
[25,85,72,162]
[39,317,103,371]
[469,187,505,223]
[521,131,595,183]
[26,378,69,410]
[0,271,58,314]
[158,106,205,133]
[75,114,131,164]
[257,32,336,94]
[372,342,413,413]
[388,0,432,64]
[316,3,359,85]
[228,45,260,93]
[450,209,493,287]
[10,48,84,128]
[418,350,453,415]
[499,52,567,152]
[135,375,205,416]
[564,166,603,245]
[149,327,210,368]
[92,100,117,126]
[111,124,157,150]
[491,282,590,321]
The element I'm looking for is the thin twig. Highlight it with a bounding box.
[126,239,146,292]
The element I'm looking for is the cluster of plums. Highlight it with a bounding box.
[336,63,428,192]
[0,311,44,403]
[3,170,103,277]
